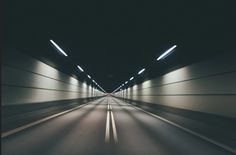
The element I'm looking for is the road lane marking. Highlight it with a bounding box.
[115,98,236,154]
[105,100,118,144]
[2,99,103,138]
[105,111,110,142]
[111,110,118,143]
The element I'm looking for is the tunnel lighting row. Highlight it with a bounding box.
[50,39,106,93]
[112,45,177,93]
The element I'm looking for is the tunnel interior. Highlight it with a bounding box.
[2,1,236,155]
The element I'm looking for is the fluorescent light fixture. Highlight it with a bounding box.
[50,40,68,57]
[157,45,177,61]
[92,80,95,83]
[130,77,134,80]
[87,75,91,79]
[125,81,128,84]
[138,68,145,74]
[77,65,84,72]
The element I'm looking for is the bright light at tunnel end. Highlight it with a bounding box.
[50,40,68,57]
[138,68,145,74]
[157,45,177,61]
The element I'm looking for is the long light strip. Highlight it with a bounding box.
[112,45,178,94]
[77,65,84,72]
[157,45,177,61]
[138,68,145,74]
[50,40,68,56]
[49,40,107,93]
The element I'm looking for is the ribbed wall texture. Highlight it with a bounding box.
[2,49,104,105]
[114,54,236,118]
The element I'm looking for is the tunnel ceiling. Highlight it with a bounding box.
[4,0,236,92]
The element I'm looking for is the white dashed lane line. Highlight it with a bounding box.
[105,110,110,143]
[105,100,118,143]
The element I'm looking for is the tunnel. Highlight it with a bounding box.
[2,1,236,155]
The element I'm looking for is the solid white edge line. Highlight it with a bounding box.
[110,105,112,110]
[117,99,236,154]
[1,99,100,138]
[111,111,118,143]
[105,111,110,142]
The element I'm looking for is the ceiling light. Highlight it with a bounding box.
[125,81,128,84]
[50,40,68,56]
[77,65,84,72]
[138,68,145,74]
[87,75,91,79]
[130,77,134,80]
[157,45,177,61]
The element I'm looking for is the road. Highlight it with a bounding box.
[1,97,234,155]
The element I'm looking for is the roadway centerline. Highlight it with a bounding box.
[105,110,110,143]
[104,99,118,143]
[110,108,118,143]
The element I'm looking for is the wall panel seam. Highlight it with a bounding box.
[2,63,85,89]
[1,84,90,94]
[129,70,236,91]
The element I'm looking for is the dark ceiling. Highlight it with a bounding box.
[4,0,236,92]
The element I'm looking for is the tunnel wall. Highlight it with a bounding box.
[114,54,236,118]
[2,49,104,105]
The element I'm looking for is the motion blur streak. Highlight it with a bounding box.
[2,97,235,155]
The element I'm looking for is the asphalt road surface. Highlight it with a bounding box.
[1,97,234,155]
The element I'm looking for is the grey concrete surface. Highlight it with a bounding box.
[2,49,104,105]
[1,97,234,155]
[114,54,236,118]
